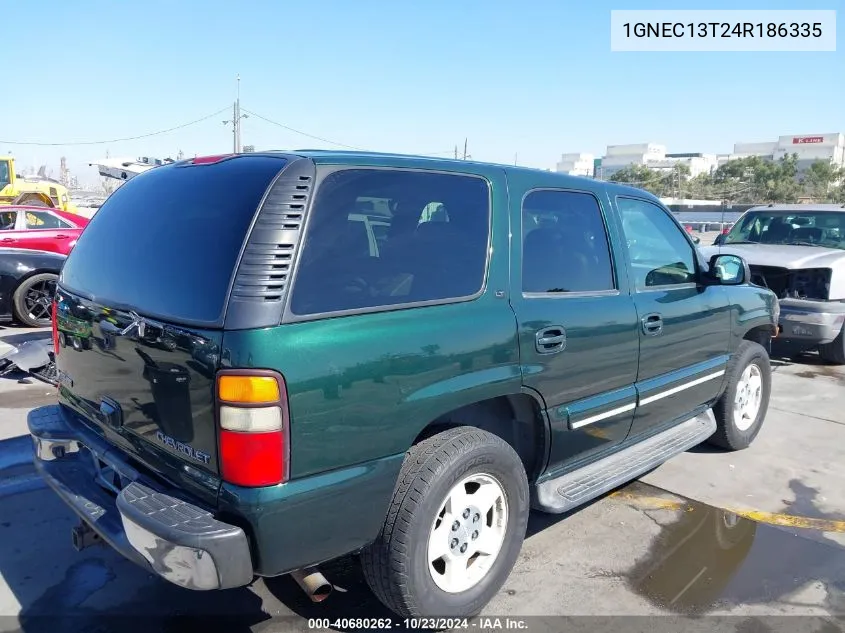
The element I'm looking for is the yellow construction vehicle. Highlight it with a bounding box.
[0,156,78,212]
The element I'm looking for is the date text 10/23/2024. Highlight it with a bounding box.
[307,617,529,630]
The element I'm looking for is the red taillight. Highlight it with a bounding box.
[216,370,289,487]
[51,299,60,358]
[220,430,284,486]
[722,227,730,235]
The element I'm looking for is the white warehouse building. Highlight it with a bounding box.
[591,143,718,179]
[554,152,595,177]
[722,134,845,171]
[561,132,845,179]
[774,133,845,169]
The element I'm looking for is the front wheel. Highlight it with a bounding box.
[707,340,771,451]
[361,426,529,619]
[12,273,58,328]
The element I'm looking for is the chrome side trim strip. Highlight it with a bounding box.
[570,402,636,429]
[638,370,726,406]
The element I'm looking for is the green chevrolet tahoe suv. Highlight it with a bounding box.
[29,151,778,618]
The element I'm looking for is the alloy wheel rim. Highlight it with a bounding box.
[427,473,508,593]
[733,363,762,431]
[24,279,56,324]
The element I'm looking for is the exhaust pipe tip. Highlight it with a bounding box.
[291,567,333,603]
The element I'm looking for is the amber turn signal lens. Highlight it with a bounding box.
[218,375,280,403]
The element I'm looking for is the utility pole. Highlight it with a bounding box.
[235,75,241,153]
[463,138,468,160]
[223,74,248,153]
[454,145,458,159]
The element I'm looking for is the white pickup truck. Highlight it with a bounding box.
[701,203,845,364]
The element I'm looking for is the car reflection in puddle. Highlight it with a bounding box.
[626,483,845,615]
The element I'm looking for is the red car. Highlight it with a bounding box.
[0,205,89,256]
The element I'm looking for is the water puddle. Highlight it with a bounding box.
[625,482,845,614]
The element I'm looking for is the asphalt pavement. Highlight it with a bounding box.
[1,323,844,633]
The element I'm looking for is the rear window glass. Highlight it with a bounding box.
[60,157,286,325]
[290,169,490,316]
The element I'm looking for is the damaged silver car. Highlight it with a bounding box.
[705,203,845,363]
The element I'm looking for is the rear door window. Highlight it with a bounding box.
[25,211,70,229]
[521,189,615,293]
[290,169,490,316]
[59,157,287,326]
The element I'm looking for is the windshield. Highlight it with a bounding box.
[723,210,845,250]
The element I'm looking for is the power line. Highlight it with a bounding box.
[0,107,230,146]
[242,107,454,156]
[242,108,366,150]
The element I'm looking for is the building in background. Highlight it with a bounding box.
[564,132,845,179]
[775,133,844,170]
[654,153,718,178]
[554,152,594,176]
[598,143,665,178]
[718,134,845,171]
[590,143,717,179]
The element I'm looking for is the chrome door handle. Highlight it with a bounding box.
[535,326,567,354]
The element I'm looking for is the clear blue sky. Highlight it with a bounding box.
[3,0,842,185]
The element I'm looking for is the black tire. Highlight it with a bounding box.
[12,273,58,328]
[818,323,845,364]
[707,340,771,451]
[361,426,529,619]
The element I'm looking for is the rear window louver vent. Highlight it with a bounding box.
[225,158,316,330]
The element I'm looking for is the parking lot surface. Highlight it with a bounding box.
[1,324,843,632]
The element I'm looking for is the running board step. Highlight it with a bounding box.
[532,410,716,514]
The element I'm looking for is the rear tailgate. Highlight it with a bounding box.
[54,155,291,497]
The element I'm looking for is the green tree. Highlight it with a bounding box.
[608,164,689,198]
[608,164,664,196]
[803,160,842,201]
[830,177,845,204]
[708,154,802,203]
[686,172,717,199]
[751,154,801,203]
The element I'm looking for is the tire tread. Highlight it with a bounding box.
[708,339,770,451]
[361,426,521,618]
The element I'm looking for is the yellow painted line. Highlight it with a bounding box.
[725,509,845,533]
[608,491,845,533]
[609,491,687,511]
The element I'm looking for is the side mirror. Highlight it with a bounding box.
[709,253,750,285]
[713,233,726,246]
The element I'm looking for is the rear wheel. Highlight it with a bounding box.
[707,340,771,451]
[12,273,57,328]
[361,426,529,619]
[818,323,845,364]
